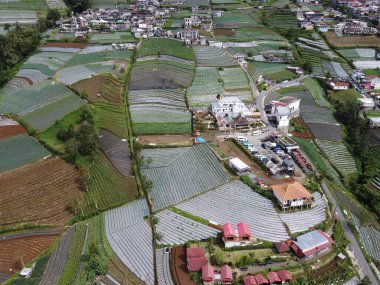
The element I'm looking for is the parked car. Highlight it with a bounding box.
[271,157,279,164]
[237,136,247,143]
[246,143,254,149]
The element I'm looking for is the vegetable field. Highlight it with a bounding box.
[84,151,137,215]
[0,134,50,172]
[0,157,84,227]
[138,39,194,61]
[129,89,192,135]
[89,32,137,44]
[141,144,230,211]
[193,46,237,67]
[218,67,250,90]
[64,49,132,67]
[316,140,357,176]
[304,77,330,108]
[94,102,128,138]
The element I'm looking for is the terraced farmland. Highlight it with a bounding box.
[187,67,224,107]
[213,10,257,28]
[105,199,153,285]
[218,67,250,90]
[94,103,128,138]
[0,233,58,276]
[316,140,357,175]
[84,151,137,214]
[0,81,85,131]
[351,214,380,262]
[269,12,299,29]
[99,129,132,176]
[0,157,84,227]
[193,46,237,67]
[141,144,231,211]
[22,51,74,74]
[73,74,122,104]
[129,60,194,90]
[304,77,330,108]
[0,9,38,24]
[0,134,50,172]
[279,192,326,233]
[154,210,219,245]
[177,180,289,242]
[129,89,192,135]
[89,32,137,44]
[64,49,132,67]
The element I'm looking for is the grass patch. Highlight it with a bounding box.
[132,122,192,135]
[138,38,194,61]
[363,68,380,76]
[278,85,308,94]
[327,89,361,104]
[170,207,209,225]
[265,70,298,82]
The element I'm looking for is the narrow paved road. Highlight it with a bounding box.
[321,181,379,285]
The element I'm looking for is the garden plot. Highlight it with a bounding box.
[250,62,290,78]
[213,10,257,29]
[129,89,192,135]
[89,32,137,44]
[0,0,47,10]
[0,134,50,172]
[156,249,175,285]
[0,10,37,24]
[0,118,26,140]
[40,227,76,285]
[193,46,237,67]
[138,38,194,61]
[187,67,224,107]
[65,49,132,67]
[339,48,376,61]
[23,51,74,73]
[279,192,326,233]
[99,130,132,176]
[79,45,113,54]
[269,13,299,29]
[154,210,219,245]
[304,78,330,108]
[16,69,49,83]
[0,81,85,131]
[331,61,349,79]
[141,144,231,211]
[129,61,194,90]
[351,214,380,262]
[8,77,31,90]
[177,180,289,242]
[218,67,250,90]
[105,199,154,285]
[141,147,191,168]
[45,0,67,9]
[353,61,380,69]
[316,140,357,175]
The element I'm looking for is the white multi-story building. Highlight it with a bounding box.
[211,96,252,119]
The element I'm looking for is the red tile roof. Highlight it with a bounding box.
[277,270,292,282]
[222,223,236,239]
[237,222,251,238]
[202,264,214,282]
[274,241,290,253]
[244,275,258,285]
[254,274,269,285]
[221,265,233,282]
[187,247,206,271]
[268,272,281,284]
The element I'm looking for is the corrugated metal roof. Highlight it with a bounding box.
[294,230,328,251]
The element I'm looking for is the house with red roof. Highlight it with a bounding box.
[222,222,253,248]
[268,272,281,284]
[277,270,292,282]
[291,230,333,258]
[274,241,290,253]
[187,247,207,272]
[244,275,258,285]
[255,274,269,285]
[202,264,215,283]
[220,265,233,284]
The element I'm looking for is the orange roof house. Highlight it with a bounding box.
[271,181,312,210]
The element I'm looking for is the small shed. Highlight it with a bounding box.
[268,272,281,284]
[244,275,258,285]
[221,265,233,283]
[255,274,269,285]
[274,241,290,253]
[229,157,250,175]
[277,270,292,282]
[202,264,214,282]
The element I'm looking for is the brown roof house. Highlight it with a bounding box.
[271,181,312,210]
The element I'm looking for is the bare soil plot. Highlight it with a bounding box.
[0,125,27,140]
[42,42,86,49]
[0,234,58,275]
[325,32,380,48]
[103,255,146,285]
[170,246,197,285]
[138,135,193,146]
[0,157,84,227]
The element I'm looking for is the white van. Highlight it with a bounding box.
[252,130,262,136]
[237,136,247,142]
